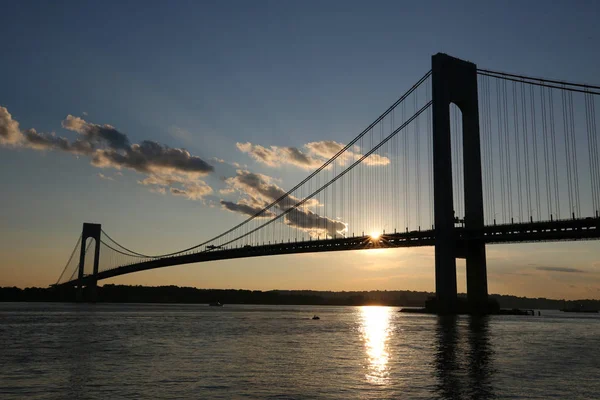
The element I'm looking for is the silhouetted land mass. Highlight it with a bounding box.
[1,285,598,310]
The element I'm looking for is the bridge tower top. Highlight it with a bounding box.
[82,223,101,241]
[77,223,102,296]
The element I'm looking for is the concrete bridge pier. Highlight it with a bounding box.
[432,53,488,314]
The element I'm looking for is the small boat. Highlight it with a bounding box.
[312,315,320,320]
[209,302,223,307]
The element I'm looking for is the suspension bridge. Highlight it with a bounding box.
[53,54,600,314]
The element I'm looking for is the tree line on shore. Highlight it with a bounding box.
[1,284,598,310]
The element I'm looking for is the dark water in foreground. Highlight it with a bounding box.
[0,303,598,399]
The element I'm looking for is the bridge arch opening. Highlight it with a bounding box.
[82,237,97,276]
[450,103,465,225]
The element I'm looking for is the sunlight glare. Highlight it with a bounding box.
[360,306,392,385]
[369,231,381,240]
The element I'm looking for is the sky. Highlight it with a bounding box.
[1,0,599,299]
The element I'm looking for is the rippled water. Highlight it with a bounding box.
[1,303,598,399]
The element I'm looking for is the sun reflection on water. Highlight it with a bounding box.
[360,306,392,385]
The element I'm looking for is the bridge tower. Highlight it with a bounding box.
[432,53,488,314]
[76,222,101,302]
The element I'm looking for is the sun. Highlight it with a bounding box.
[369,231,381,240]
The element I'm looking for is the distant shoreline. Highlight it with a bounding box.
[1,285,598,310]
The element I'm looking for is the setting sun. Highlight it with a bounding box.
[369,231,381,240]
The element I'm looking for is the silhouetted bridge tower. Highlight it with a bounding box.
[55,54,600,314]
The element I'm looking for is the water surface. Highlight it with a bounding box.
[1,303,598,399]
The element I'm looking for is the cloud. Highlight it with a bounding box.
[138,172,213,201]
[237,140,390,169]
[305,140,345,159]
[363,153,391,166]
[536,266,586,273]
[224,170,308,210]
[220,200,275,218]
[91,140,213,175]
[98,173,114,181]
[62,115,130,150]
[0,107,23,145]
[23,129,94,154]
[236,142,323,170]
[168,182,213,201]
[221,170,346,237]
[1,107,94,154]
[0,106,214,201]
[284,207,346,238]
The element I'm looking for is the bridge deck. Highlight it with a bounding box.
[64,217,599,286]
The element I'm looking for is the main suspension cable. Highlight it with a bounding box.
[100,71,433,259]
[55,235,82,285]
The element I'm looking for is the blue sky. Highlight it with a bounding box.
[1,0,599,298]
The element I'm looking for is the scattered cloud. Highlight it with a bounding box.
[536,266,586,273]
[23,128,94,154]
[284,207,346,238]
[209,157,248,171]
[236,142,323,170]
[237,140,390,170]
[62,114,130,150]
[98,173,114,181]
[90,140,213,175]
[137,171,214,201]
[0,106,214,201]
[0,107,27,145]
[82,111,88,116]
[168,182,213,201]
[220,199,275,218]
[220,169,346,237]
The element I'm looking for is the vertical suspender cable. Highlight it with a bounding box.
[548,89,560,218]
[530,85,542,221]
[415,90,421,229]
[562,89,573,217]
[427,84,433,228]
[503,80,513,221]
[568,91,581,217]
[521,81,532,220]
[486,76,496,223]
[586,92,600,214]
[513,82,523,221]
[541,85,552,219]
[496,80,506,222]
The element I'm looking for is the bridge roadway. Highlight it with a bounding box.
[67,217,599,286]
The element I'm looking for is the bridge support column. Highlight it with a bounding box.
[432,53,488,314]
[76,223,101,303]
[432,54,458,314]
